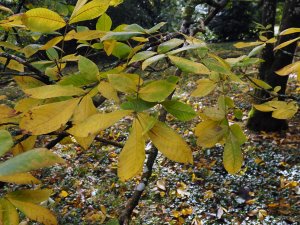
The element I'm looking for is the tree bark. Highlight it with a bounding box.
[247,0,300,132]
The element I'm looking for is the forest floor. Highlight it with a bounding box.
[0,42,299,225]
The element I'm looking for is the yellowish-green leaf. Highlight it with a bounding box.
[0,5,14,14]
[157,38,184,54]
[272,102,298,119]
[280,28,300,35]
[20,98,80,135]
[0,173,40,184]
[71,0,88,16]
[223,133,243,174]
[203,106,225,121]
[0,57,24,72]
[139,80,176,102]
[0,41,21,51]
[274,37,300,50]
[0,198,19,225]
[169,55,210,75]
[64,30,106,41]
[69,0,110,24]
[0,148,65,176]
[96,13,112,31]
[68,110,132,137]
[97,81,119,103]
[0,130,13,157]
[253,104,275,112]
[101,31,143,41]
[234,41,264,48]
[195,120,227,148]
[12,135,37,156]
[229,124,247,145]
[129,51,156,65]
[24,85,85,99]
[22,8,66,33]
[191,79,217,97]
[8,199,57,225]
[148,122,193,164]
[251,78,272,89]
[108,73,141,93]
[6,189,52,204]
[142,54,166,70]
[118,119,145,181]
[136,113,157,135]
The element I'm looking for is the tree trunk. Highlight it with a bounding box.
[247,0,300,132]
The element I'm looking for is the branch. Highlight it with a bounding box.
[95,137,124,148]
[0,52,52,84]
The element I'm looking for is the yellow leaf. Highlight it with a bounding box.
[59,191,68,198]
[97,81,119,103]
[108,73,141,93]
[0,173,40,184]
[223,133,243,174]
[0,105,16,119]
[8,199,57,225]
[191,79,217,97]
[280,28,300,35]
[0,198,19,225]
[148,121,193,164]
[24,85,85,99]
[69,0,110,24]
[22,8,66,33]
[118,119,145,181]
[14,98,43,113]
[272,101,298,119]
[40,36,63,50]
[20,98,80,135]
[71,0,88,16]
[234,41,264,48]
[14,76,45,90]
[72,95,97,149]
[64,30,106,41]
[136,112,157,135]
[251,78,272,89]
[274,37,300,50]
[276,61,300,76]
[0,57,24,72]
[253,104,275,112]
[12,135,37,155]
[68,110,132,137]
[0,41,21,51]
[195,120,227,148]
[103,40,116,56]
[0,5,14,14]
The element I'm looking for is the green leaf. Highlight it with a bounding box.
[96,13,112,31]
[157,38,184,54]
[233,109,243,120]
[112,42,132,59]
[101,31,143,41]
[229,124,247,145]
[46,48,59,61]
[129,51,157,65]
[0,198,19,225]
[169,55,210,75]
[124,24,146,33]
[191,79,216,97]
[146,22,167,34]
[142,54,166,70]
[0,148,65,176]
[121,98,156,112]
[0,130,13,157]
[162,100,196,121]
[167,44,207,55]
[139,80,176,102]
[78,56,99,81]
